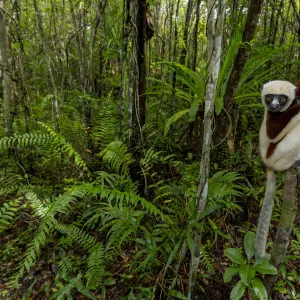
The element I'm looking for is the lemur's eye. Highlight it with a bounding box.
[265,96,272,103]
[280,97,287,103]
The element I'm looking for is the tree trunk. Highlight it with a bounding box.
[0,0,13,136]
[191,0,202,71]
[33,0,60,132]
[120,0,130,136]
[131,0,147,146]
[213,0,264,152]
[263,170,298,296]
[188,0,225,297]
[179,0,193,66]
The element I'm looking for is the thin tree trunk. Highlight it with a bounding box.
[188,0,225,297]
[279,1,291,45]
[33,0,60,132]
[132,0,147,146]
[179,0,193,65]
[0,0,13,136]
[213,0,264,152]
[191,0,202,71]
[171,0,181,121]
[263,170,298,296]
[120,0,130,136]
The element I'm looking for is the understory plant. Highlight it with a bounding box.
[224,231,277,300]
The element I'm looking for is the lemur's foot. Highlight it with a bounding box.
[292,161,300,172]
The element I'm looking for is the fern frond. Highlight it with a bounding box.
[86,243,106,289]
[99,141,134,175]
[0,198,22,234]
[55,223,97,251]
[200,244,216,274]
[38,122,90,176]
[0,133,50,150]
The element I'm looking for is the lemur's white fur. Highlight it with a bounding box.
[260,80,299,171]
[256,80,299,259]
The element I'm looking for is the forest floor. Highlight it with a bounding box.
[0,215,299,299]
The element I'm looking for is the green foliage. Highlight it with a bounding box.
[99,141,134,175]
[0,198,22,234]
[224,232,277,300]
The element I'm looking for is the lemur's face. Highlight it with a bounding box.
[264,94,289,112]
[261,81,297,113]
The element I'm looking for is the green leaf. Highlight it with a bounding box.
[168,289,188,299]
[186,231,194,254]
[239,264,256,286]
[251,277,268,300]
[188,97,201,121]
[244,232,255,261]
[254,260,277,275]
[224,248,245,265]
[223,266,239,283]
[164,109,189,136]
[230,280,246,300]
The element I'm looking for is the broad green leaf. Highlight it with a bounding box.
[230,279,246,300]
[168,289,188,299]
[186,231,194,255]
[164,109,189,136]
[224,248,245,265]
[251,277,268,300]
[244,232,255,261]
[223,266,239,283]
[188,96,202,121]
[239,264,256,286]
[254,260,277,275]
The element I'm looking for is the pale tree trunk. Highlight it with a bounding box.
[33,0,60,132]
[120,0,130,136]
[263,170,298,296]
[188,0,225,297]
[0,0,13,136]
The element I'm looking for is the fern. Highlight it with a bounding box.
[50,273,96,300]
[38,122,90,176]
[55,223,98,251]
[0,198,22,234]
[0,133,50,150]
[99,141,134,175]
[200,244,216,274]
[86,243,107,289]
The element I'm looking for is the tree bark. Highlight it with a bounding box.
[191,0,202,71]
[263,170,298,296]
[188,0,225,297]
[120,0,130,136]
[33,0,60,132]
[179,0,193,66]
[213,0,264,152]
[0,0,13,136]
[132,0,147,146]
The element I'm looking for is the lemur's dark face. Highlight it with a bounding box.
[264,94,289,112]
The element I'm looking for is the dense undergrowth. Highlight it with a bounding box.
[1,81,299,300]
